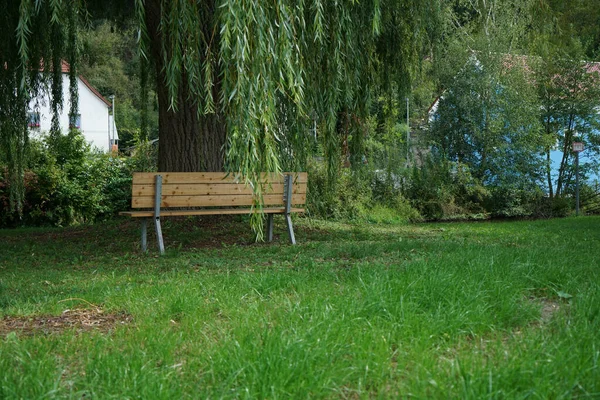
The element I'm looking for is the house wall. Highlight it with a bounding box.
[28,74,111,152]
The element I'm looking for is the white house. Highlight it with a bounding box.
[28,61,118,152]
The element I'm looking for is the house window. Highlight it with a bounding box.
[27,112,40,128]
[69,114,81,129]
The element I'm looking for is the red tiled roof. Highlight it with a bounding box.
[61,60,70,73]
[78,75,112,107]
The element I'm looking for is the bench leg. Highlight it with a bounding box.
[154,216,165,255]
[141,219,148,252]
[285,213,296,245]
[267,214,274,242]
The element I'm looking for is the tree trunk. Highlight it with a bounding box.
[544,115,554,199]
[145,0,226,172]
[200,110,227,172]
[556,112,575,197]
[546,150,553,198]
[154,81,201,171]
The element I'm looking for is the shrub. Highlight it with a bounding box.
[550,196,573,217]
[126,139,158,173]
[404,156,488,220]
[486,185,531,218]
[306,160,371,220]
[0,133,139,228]
[306,160,421,223]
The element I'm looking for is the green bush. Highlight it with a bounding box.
[403,154,576,221]
[306,160,421,223]
[126,139,158,172]
[486,185,532,218]
[404,157,488,220]
[306,160,370,220]
[550,195,573,217]
[0,132,142,228]
[581,184,600,215]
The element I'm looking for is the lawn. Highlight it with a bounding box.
[1,216,599,398]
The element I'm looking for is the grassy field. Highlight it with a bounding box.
[0,215,599,399]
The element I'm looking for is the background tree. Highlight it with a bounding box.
[429,0,545,188]
[535,54,600,198]
[530,2,600,199]
[78,21,159,147]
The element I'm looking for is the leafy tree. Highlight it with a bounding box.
[2,0,444,226]
[429,0,545,189]
[535,55,600,198]
[530,3,600,199]
[431,52,544,187]
[534,0,600,60]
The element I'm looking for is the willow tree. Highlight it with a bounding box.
[4,0,443,222]
[134,0,443,175]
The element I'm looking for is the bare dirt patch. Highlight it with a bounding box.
[526,296,564,327]
[0,307,132,336]
[538,298,561,324]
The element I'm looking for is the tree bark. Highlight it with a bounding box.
[556,112,574,197]
[145,0,226,172]
[200,109,227,172]
[544,115,554,199]
[546,149,553,198]
[154,80,201,171]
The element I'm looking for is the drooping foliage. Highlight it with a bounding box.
[132,0,443,175]
[78,21,159,147]
[0,0,79,214]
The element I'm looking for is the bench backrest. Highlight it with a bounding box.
[131,172,307,209]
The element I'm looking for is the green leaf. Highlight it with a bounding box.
[556,290,573,300]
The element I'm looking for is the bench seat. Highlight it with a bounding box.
[119,207,306,218]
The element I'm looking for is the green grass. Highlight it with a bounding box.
[1,216,599,399]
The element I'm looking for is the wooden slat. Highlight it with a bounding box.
[132,182,307,197]
[132,193,306,208]
[132,172,307,185]
[120,207,305,218]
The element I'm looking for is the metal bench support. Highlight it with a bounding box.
[267,214,274,242]
[141,219,148,251]
[154,174,165,254]
[284,174,296,245]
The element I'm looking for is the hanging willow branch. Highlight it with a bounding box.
[1,0,79,215]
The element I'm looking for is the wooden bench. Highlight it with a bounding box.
[119,172,307,254]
